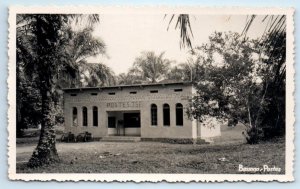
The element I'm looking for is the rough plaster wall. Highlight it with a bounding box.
[64,84,195,138]
[200,116,222,138]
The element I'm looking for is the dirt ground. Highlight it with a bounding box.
[16,138,285,174]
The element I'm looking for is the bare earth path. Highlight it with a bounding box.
[16,139,285,174]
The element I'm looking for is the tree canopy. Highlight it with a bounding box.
[117,51,172,84]
[186,31,285,143]
[16,14,111,167]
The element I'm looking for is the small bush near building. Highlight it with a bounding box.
[61,132,93,143]
[61,132,76,143]
[141,138,208,144]
[76,132,93,142]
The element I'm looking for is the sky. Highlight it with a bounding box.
[86,15,267,75]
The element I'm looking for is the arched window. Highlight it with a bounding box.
[72,107,77,126]
[163,104,170,126]
[176,103,183,126]
[93,106,98,126]
[82,107,88,126]
[151,104,157,126]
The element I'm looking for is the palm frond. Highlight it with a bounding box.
[166,14,194,49]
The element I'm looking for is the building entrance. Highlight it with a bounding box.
[107,111,141,136]
[123,113,140,128]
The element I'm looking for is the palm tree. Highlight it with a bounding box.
[242,16,286,138]
[58,27,107,88]
[166,59,197,82]
[80,63,116,87]
[132,51,171,83]
[16,14,103,167]
[116,71,144,85]
[165,14,194,49]
[17,14,66,167]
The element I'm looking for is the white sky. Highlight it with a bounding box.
[87,15,267,75]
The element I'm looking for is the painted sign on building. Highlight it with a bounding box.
[106,101,141,109]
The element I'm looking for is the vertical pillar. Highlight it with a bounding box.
[97,105,101,127]
[170,103,176,127]
[88,105,93,127]
[78,106,82,127]
[157,102,162,127]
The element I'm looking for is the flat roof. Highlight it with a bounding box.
[63,81,192,92]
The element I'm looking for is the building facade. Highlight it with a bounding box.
[63,82,221,141]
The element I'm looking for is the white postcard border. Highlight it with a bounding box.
[8,6,295,182]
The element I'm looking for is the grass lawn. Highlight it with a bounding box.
[16,137,285,174]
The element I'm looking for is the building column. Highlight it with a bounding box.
[88,105,93,127]
[78,106,83,127]
[157,102,163,127]
[170,103,176,127]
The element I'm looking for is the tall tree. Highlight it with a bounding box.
[166,60,196,82]
[131,51,171,83]
[20,15,65,166]
[58,27,107,88]
[167,15,286,142]
[186,32,273,144]
[16,14,102,167]
[116,71,144,85]
[80,63,116,87]
[243,15,286,138]
[257,31,286,138]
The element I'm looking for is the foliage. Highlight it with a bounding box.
[256,31,286,139]
[17,14,70,167]
[242,15,286,140]
[169,15,286,143]
[242,15,286,38]
[16,64,42,136]
[117,72,144,85]
[117,52,199,85]
[16,14,108,167]
[17,15,109,136]
[186,32,283,144]
[57,27,107,88]
[80,63,116,87]
[166,60,196,82]
[166,14,194,49]
[117,51,172,84]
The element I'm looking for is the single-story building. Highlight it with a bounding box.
[63,82,221,142]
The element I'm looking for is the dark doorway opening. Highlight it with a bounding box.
[108,117,116,128]
[123,113,141,128]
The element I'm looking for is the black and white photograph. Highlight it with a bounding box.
[8,6,294,182]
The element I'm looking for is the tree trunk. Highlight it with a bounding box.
[27,89,59,168]
[27,15,60,167]
[247,102,253,129]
